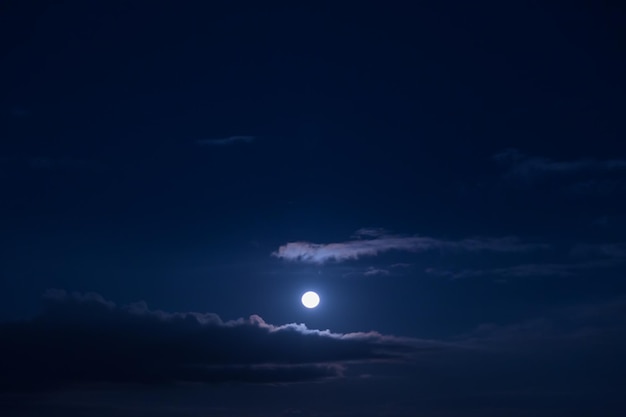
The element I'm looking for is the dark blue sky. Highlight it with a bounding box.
[1,1,626,416]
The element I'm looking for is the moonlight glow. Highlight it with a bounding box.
[301,291,320,308]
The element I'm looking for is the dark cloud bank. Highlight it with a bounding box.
[0,290,442,392]
[2,292,626,416]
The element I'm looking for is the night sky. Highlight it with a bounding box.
[1,2,626,416]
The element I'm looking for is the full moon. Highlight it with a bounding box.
[301,291,320,308]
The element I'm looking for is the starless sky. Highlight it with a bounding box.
[1,1,626,416]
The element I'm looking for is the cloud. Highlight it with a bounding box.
[196,136,256,146]
[0,156,106,172]
[28,157,105,171]
[4,293,623,417]
[494,148,626,180]
[425,240,626,280]
[426,263,594,280]
[570,243,626,259]
[10,106,29,117]
[0,290,443,392]
[426,258,622,280]
[351,227,389,238]
[364,267,390,276]
[565,179,626,195]
[461,296,626,350]
[272,231,546,264]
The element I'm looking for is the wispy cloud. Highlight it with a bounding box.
[196,136,256,146]
[272,231,546,264]
[565,179,626,195]
[494,148,626,180]
[27,156,105,171]
[461,296,626,349]
[10,105,29,117]
[0,156,106,172]
[426,260,616,280]
[364,267,390,276]
[426,240,626,280]
[571,242,626,259]
[351,227,389,238]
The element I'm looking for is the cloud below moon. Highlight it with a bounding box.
[0,290,447,391]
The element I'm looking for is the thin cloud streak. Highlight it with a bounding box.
[352,227,389,238]
[460,296,626,349]
[565,179,626,195]
[494,148,626,180]
[364,267,390,276]
[570,243,626,259]
[196,136,256,146]
[426,259,620,280]
[0,156,106,172]
[273,232,546,264]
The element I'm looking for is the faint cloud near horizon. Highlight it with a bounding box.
[196,136,256,147]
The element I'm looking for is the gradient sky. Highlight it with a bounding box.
[1,2,626,416]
